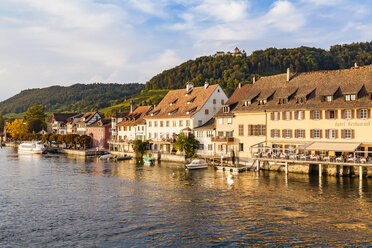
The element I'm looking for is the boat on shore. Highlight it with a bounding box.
[18,141,46,154]
[186,159,208,170]
[116,155,132,161]
[143,158,155,165]
[100,153,113,160]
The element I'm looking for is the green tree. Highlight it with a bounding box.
[174,133,199,158]
[0,114,4,133]
[75,135,91,149]
[24,105,47,122]
[133,139,149,159]
[28,119,43,133]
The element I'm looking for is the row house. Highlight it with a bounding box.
[86,118,111,149]
[75,112,102,135]
[108,105,153,152]
[47,113,78,134]
[66,114,84,134]
[232,65,372,161]
[145,82,228,153]
[194,118,215,156]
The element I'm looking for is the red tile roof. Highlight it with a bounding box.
[117,106,153,126]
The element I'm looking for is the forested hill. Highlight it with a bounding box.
[146,41,372,96]
[0,83,144,115]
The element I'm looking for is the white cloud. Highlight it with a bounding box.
[195,0,249,22]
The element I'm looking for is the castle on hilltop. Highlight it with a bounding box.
[215,47,244,57]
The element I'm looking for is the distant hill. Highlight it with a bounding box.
[100,89,169,116]
[146,41,372,96]
[0,83,145,115]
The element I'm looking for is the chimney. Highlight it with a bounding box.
[286,68,291,82]
[130,100,134,113]
[252,76,256,84]
[238,82,242,88]
[186,82,194,91]
[204,81,209,89]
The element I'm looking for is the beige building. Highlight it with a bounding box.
[233,65,372,162]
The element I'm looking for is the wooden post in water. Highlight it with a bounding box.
[256,160,260,172]
[359,166,363,179]
[319,164,322,177]
[285,162,288,174]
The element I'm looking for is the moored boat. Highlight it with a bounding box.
[143,158,155,165]
[99,153,113,160]
[116,155,132,161]
[18,141,46,154]
[186,159,208,169]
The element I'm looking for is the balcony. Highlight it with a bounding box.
[211,137,234,143]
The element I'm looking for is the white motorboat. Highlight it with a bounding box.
[100,154,113,160]
[186,159,208,169]
[18,141,46,154]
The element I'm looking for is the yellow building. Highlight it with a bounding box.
[233,65,372,162]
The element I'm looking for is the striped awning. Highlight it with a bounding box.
[305,142,361,152]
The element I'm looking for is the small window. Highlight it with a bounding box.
[279,98,287,104]
[205,109,209,115]
[328,129,335,139]
[257,125,264,136]
[328,110,335,119]
[345,94,356,101]
[170,99,178,106]
[227,118,232,124]
[296,129,304,138]
[272,129,279,138]
[226,131,233,137]
[213,99,216,104]
[186,120,190,127]
[218,131,224,137]
[344,129,352,139]
[312,110,320,120]
[208,144,213,151]
[284,111,291,120]
[273,112,279,120]
[283,129,291,138]
[187,97,196,104]
[179,120,183,127]
[160,121,163,127]
[344,110,351,119]
[239,143,244,152]
[296,110,303,120]
[172,120,177,127]
[221,99,224,104]
[360,109,367,119]
[238,125,244,136]
[313,129,320,138]
[223,106,229,113]
[218,118,223,125]
[296,97,305,104]
[166,121,169,127]
[154,121,158,127]
[198,120,202,126]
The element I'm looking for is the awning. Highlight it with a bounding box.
[305,142,361,152]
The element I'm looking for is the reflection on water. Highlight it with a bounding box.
[0,147,371,247]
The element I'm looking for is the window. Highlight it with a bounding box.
[154,133,158,139]
[218,118,223,125]
[154,121,158,127]
[205,109,209,115]
[238,125,244,136]
[226,131,233,137]
[296,97,305,104]
[197,131,203,137]
[243,100,251,106]
[257,125,264,136]
[186,120,190,127]
[321,95,332,102]
[160,121,164,127]
[272,144,281,153]
[166,121,169,127]
[360,109,367,119]
[221,99,224,104]
[207,131,213,137]
[227,118,232,124]
[273,112,279,120]
[345,94,356,101]
[328,129,335,139]
[148,133,151,139]
[344,110,351,119]
[296,129,304,138]
[223,106,229,113]
[213,99,216,104]
[272,129,280,138]
[248,125,254,136]
[312,110,320,120]
[198,120,202,126]
[258,99,267,105]
[172,120,177,127]
[328,110,336,119]
[284,111,291,120]
[283,129,291,138]
[296,110,304,120]
[239,143,244,152]
[198,144,204,150]
[344,129,352,139]
[218,131,223,137]
[279,98,287,104]
[208,144,213,151]
[179,120,183,127]
[313,129,320,138]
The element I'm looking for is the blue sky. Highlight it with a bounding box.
[0,0,371,101]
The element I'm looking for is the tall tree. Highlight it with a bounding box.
[0,114,4,133]
[24,105,46,122]
[5,120,28,140]
[174,133,199,158]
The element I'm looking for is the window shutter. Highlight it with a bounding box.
[248,125,251,136]
[295,129,298,138]
[319,110,323,119]
[303,130,306,138]
[254,125,258,136]
[335,110,338,119]
[341,129,344,139]
[295,111,298,120]
[310,110,313,120]
[320,130,323,138]
[351,109,355,119]
[271,129,274,138]
[368,109,371,119]
[352,129,355,139]
[271,112,274,120]
[341,109,345,119]
[290,112,293,120]
[325,110,329,119]
[263,125,266,136]
[290,130,293,138]
[325,129,329,139]
[335,130,338,139]
[310,130,313,138]
[357,109,360,119]
[278,112,281,120]
[303,111,305,120]
[282,112,285,120]
[282,129,285,137]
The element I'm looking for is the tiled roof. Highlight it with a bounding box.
[81,112,103,123]
[48,113,78,122]
[193,117,215,130]
[215,84,252,117]
[234,65,372,112]
[112,112,129,118]
[88,118,111,127]
[117,106,153,126]
[145,84,219,119]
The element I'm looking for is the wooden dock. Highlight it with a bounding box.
[215,165,253,172]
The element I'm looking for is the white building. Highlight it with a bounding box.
[145,82,228,152]
[194,118,215,156]
[76,112,102,135]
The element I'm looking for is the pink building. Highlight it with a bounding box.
[86,118,111,149]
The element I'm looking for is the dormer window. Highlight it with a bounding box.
[296,97,305,104]
[170,99,178,106]
[345,94,356,101]
[187,97,196,104]
[223,106,230,113]
[185,89,193,96]
[321,96,332,102]
[168,108,179,115]
[258,99,267,105]
[279,98,287,104]
[186,107,197,114]
[151,110,160,116]
[243,100,251,106]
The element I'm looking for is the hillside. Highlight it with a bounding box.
[146,41,372,96]
[0,83,145,115]
[100,89,169,116]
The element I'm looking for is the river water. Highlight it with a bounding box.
[0,147,371,247]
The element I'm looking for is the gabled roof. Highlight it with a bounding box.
[112,112,129,118]
[48,113,78,123]
[87,118,111,127]
[117,105,153,127]
[81,112,103,123]
[215,84,252,117]
[145,84,220,119]
[235,65,372,112]
[193,117,215,130]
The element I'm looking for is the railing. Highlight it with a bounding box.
[211,137,234,142]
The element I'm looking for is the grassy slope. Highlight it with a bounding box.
[100,90,169,115]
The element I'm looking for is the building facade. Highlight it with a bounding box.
[47,113,78,134]
[86,118,111,149]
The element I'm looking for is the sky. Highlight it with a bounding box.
[0,0,371,101]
